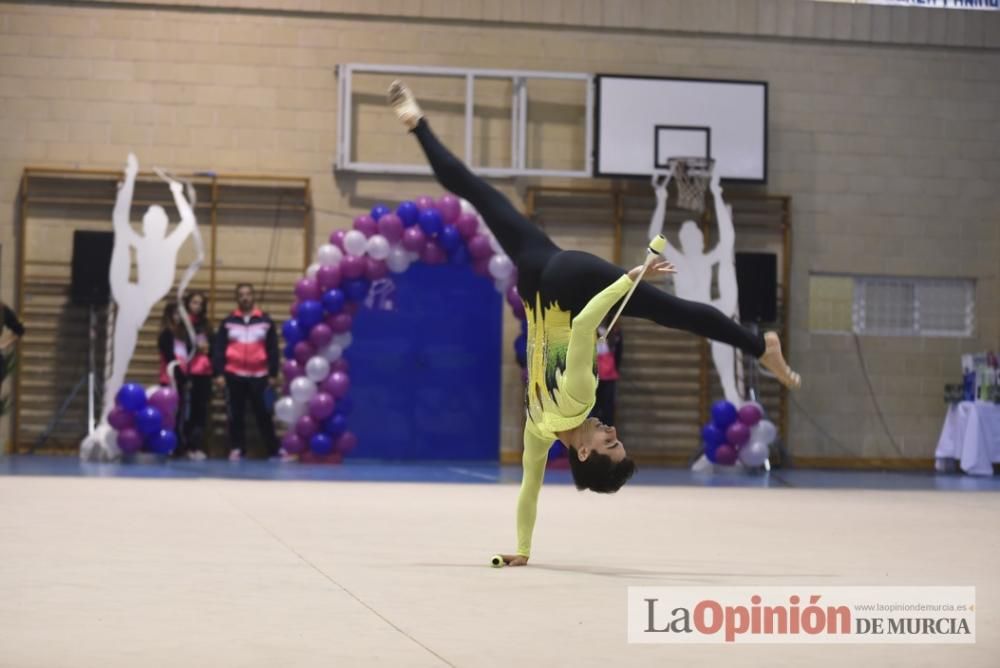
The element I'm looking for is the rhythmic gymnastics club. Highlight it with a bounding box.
[602,234,667,338]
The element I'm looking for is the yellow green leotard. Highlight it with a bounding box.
[516,274,634,557]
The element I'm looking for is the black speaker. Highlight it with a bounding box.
[735,252,777,323]
[70,230,114,306]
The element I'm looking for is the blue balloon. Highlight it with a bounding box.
[323,413,348,437]
[322,288,345,315]
[149,429,177,455]
[396,201,419,227]
[711,400,739,430]
[135,406,163,436]
[343,278,369,302]
[704,441,721,464]
[310,432,334,456]
[282,319,305,345]
[283,342,296,360]
[701,423,726,449]
[417,209,443,237]
[439,224,462,251]
[296,300,324,329]
[334,396,353,416]
[116,383,147,412]
[448,245,469,266]
[514,333,527,367]
[370,204,391,222]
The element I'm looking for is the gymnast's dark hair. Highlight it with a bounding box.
[567,448,637,493]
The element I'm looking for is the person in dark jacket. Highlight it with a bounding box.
[212,283,279,461]
[0,300,25,389]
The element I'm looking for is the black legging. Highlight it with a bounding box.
[413,119,765,357]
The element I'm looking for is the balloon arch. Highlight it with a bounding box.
[275,195,527,463]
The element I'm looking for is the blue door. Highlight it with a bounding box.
[345,263,502,461]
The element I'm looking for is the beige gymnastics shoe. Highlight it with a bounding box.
[759,331,802,390]
[388,79,424,131]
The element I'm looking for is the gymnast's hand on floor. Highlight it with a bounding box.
[500,554,529,567]
[627,259,675,282]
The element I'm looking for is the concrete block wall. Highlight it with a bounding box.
[1,0,997,459]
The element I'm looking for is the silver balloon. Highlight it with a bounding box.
[273,397,299,425]
[488,254,513,280]
[321,342,343,362]
[289,376,317,404]
[316,243,343,267]
[738,440,770,467]
[386,246,410,274]
[333,332,353,349]
[304,355,331,383]
[343,230,368,257]
[366,234,391,260]
[750,419,778,446]
[459,198,476,215]
[406,251,420,262]
[306,262,320,278]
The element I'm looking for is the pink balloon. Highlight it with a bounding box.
[330,358,350,374]
[726,422,751,448]
[293,341,315,366]
[401,226,427,253]
[281,432,306,455]
[472,257,491,276]
[316,264,341,291]
[365,257,388,280]
[336,431,358,454]
[353,214,377,238]
[295,414,319,439]
[282,359,303,380]
[308,392,336,421]
[322,371,351,398]
[309,323,334,349]
[108,406,134,431]
[715,444,738,466]
[436,194,461,224]
[738,403,763,427]
[117,427,143,454]
[377,213,404,244]
[415,195,435,211]
[340,254,365,279]
[455,213,479,239]
[329,229,347,250]
[329,313,352,334]
[420,240,446,265]
[295,278,321,302]
[468,234,492,260]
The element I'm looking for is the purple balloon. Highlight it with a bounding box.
[377,213,404,244]
[316,264,341,291]
[117,427,143,454]
[322,371,351,399]
[329,313,352,333]
[714,444,738,466]
[295,278,321,302]
[415,195,435,211]
[726,422,751,448]
[401,226,427,253]
[329,229,347,250]
[738,403,763,427]
[282,359,303,381]
[330,358,350,374]
[340,254,365,279]
[468,234,492,260]
[281,432,306,455]
[308,323,334,349]
[160,412,176,431]
[148,387,178,416]
[506,285,526,320]
[289,301,301,317]
[421,240,446,265]
[336,431,358,454]
[455,213,479,239]
[472,257,491,276]
[295,414,319,439]
[293,341,315,366]
[353,214,378,238]
[436,194,461,224]
[365,257,388,281]
[107,406,134,431]
[308,392,336,421]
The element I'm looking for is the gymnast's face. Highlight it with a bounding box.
[576,417,626,463]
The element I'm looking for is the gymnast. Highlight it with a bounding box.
[389,81,801,566]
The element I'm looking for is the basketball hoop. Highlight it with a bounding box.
[667,157,714,213]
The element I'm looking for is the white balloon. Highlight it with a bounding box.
[274,397,299,425]
[306,262,320,278]
[386,246,410,274]
[738,440,770,467]
[321,342,343,361]
[316,243,343,267]
[289,376,317,404]
[145,384,159,398]
[488,254,514,280]
[366,234,391,260]
[494,278,512,294]
[343,230,368,257]
[749,419,777,446]
[333,332,353,350]
[406,251,420,262]
[305,355,331,383]
[459,198,477,215]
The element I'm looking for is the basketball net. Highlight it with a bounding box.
[667,157,714,213]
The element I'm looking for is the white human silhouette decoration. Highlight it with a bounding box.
[81,154,197,460]
[647,171,742,405]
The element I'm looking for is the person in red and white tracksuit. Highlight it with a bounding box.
[213,283,280,461]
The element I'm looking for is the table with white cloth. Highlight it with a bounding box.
[935,401,1000,476]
